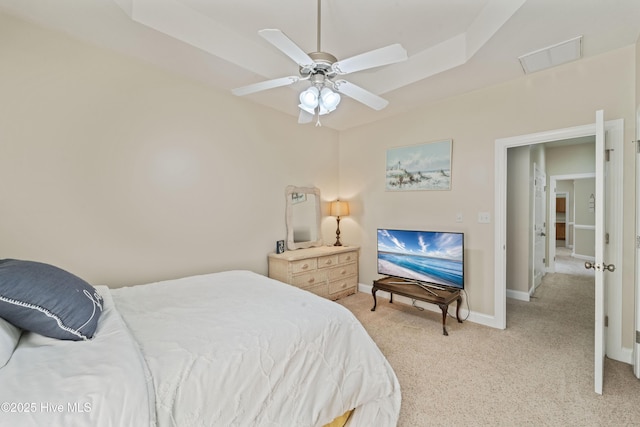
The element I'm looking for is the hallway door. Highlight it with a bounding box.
[533,163,546,289]
[592,109,619,395]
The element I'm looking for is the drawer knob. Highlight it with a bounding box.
[341,269,346,275]
[301,264,309,270]
[307,277,315,284]
[325,260,332,265]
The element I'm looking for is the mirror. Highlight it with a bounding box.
[285,185,322,250]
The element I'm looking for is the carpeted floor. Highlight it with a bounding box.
[337,255,640,426]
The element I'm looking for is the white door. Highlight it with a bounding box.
[533,164,546,289]
[592,109,607,394]
[636,106,640,379]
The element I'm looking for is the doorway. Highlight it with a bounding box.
[548,174,596,274]
[494,119,624,361]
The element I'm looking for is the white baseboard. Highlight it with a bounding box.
[572,253,595,261]
[612,346,634,365]
[506,289,530,302]
[357,283,500,329]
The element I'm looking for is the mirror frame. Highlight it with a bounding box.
[285,185,323,250]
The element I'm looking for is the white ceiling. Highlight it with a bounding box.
[2,0,640,130]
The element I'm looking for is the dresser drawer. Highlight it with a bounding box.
[329,276,357,295]
[292,271,325,289]
[304,281,329,298]
[327,263,357,281]
[317,255,339,269]
[291,258,317,274]
[338,252,357,264]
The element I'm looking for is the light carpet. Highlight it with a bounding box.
[337,264,640,426]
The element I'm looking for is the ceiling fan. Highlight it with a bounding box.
[231,0,408,125]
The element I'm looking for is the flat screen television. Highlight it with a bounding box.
[377,228,464,290]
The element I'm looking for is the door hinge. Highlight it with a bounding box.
[636,330,640,344]
[605,232,609,244]
[605,149,613,161]
[605,316,608,327]
[637,235,640,249]
[542,258,546,264]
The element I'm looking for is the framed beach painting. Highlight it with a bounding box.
[385,139,452,191]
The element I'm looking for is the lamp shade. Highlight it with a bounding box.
[330,200,350,217]
[320,87,341,111]
[299,87,319,110]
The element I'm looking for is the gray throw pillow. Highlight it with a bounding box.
[0,259,103,341]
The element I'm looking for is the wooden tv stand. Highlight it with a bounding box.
[371,277,463,335]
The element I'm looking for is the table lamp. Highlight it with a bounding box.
[330,200,350,246]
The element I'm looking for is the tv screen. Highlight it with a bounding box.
[377,228,464,290]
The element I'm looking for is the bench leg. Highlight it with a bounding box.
[371,287,378,311]
[438,303,449,336]
[456,296,463,323]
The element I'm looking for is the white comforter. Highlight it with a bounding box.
[112,270,400,427]
[0,270,400,427]
[0,286,154,427]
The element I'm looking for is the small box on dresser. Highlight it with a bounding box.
[268,246,359,301]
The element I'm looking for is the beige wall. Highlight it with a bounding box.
[0,13,340,287]
[339,45,636,349]
[506,146,530,294]
[1,11,637,350]
[556,180,574,246]
[546,143,595,177]
[546,143,595,255]
[573,178,596,258]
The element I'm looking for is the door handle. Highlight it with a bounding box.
[584,262,615,272]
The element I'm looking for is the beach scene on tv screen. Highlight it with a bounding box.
[377,229,464,288]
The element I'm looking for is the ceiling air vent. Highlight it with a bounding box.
[518,36,582,74]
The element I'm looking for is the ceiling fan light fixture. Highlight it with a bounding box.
[320,87,340,111]
[232,0,408,125]
[299,86,319,110]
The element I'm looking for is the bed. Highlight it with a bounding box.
[0,261,401,427]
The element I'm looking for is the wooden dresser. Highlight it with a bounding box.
[268,246,359,300]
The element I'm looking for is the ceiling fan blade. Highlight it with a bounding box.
[298,109,314,124]
[332,44,407,75]
[334,80,389,111]
[231,76,300,96]
[259,29,315,67]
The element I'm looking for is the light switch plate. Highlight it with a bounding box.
[478,212,491,223]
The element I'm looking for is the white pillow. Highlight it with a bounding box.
[0,317,21,368]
